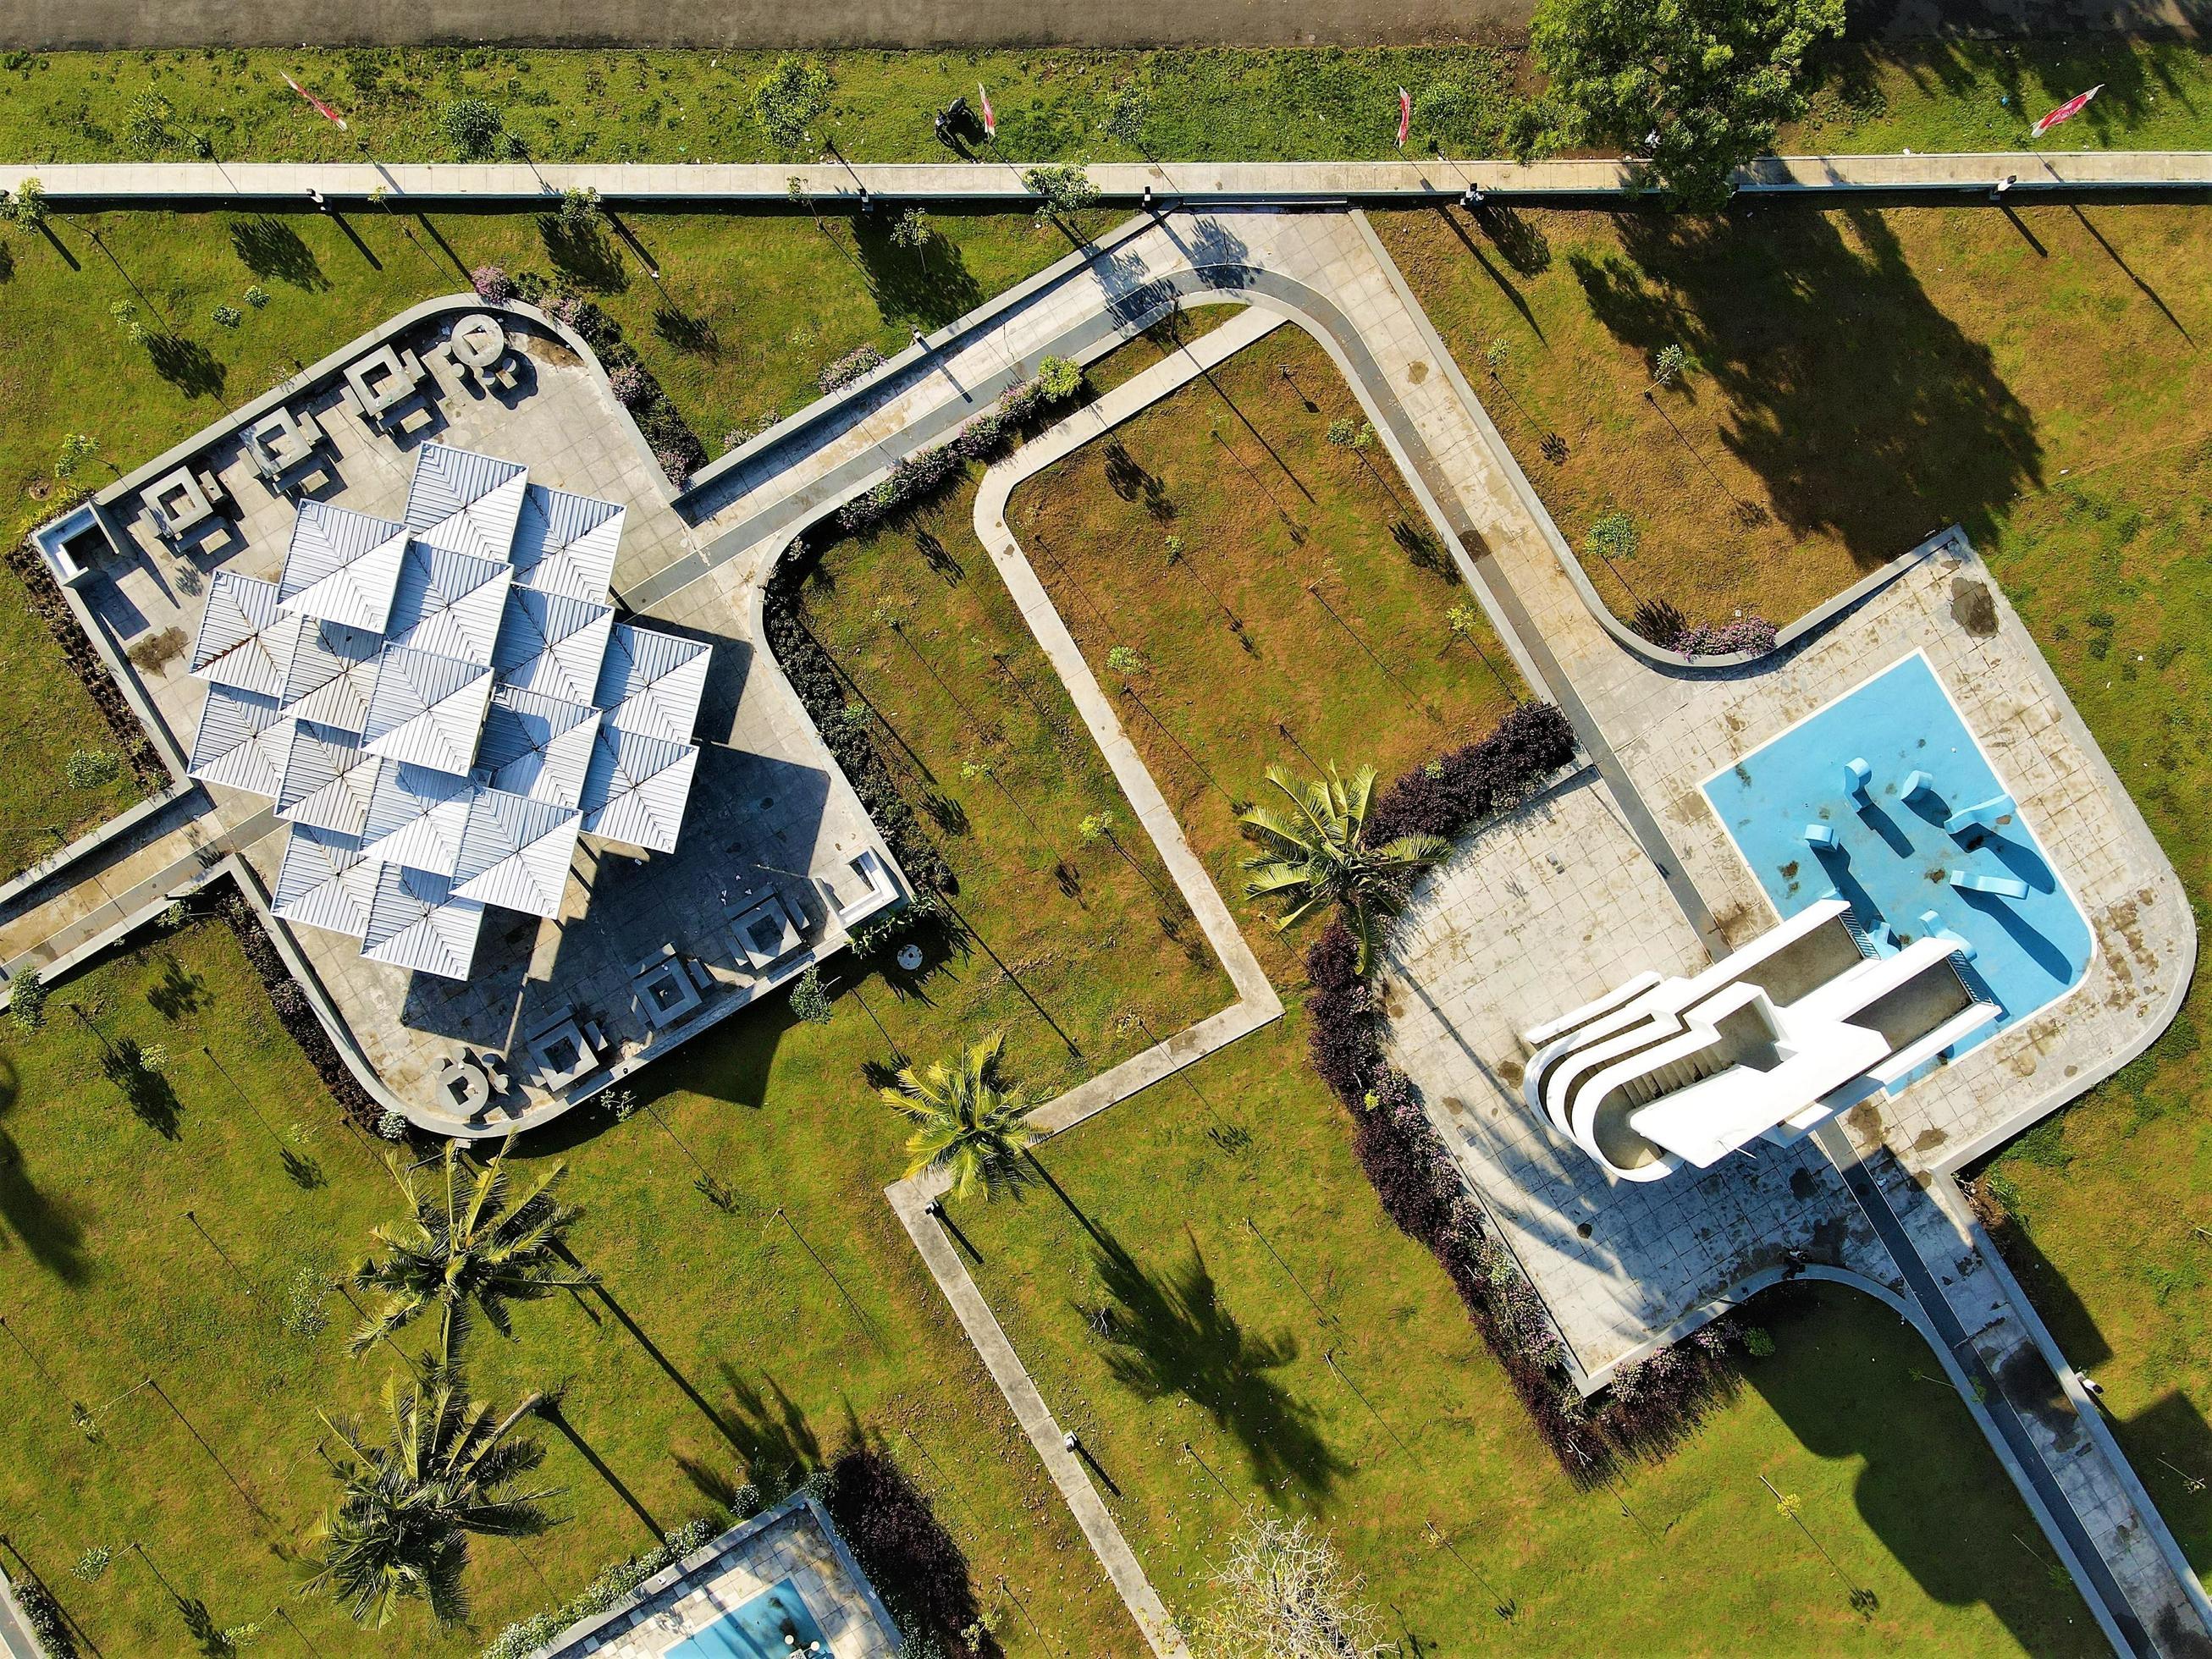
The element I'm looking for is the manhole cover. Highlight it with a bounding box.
[896,943,924,971]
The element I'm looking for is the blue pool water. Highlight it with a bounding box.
[1701,653,2092,1055]
[667,1580,830,1659]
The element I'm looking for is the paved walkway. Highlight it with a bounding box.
[4,150,2209,207]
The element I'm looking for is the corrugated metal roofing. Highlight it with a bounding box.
[277,500,408,633]
[361,863,485,980]
[271,824,378,939]
[578,725,700,853]
[477,686,601,808]
[360,646,493,775]
[450,787,582,918]
[491,588,615,708]
[593,623,711,746]
[190,571,290,696]
[358,759,473,876]
[185,683,293,796]
[385,541,512,666]
[275,724,381,835]
[281,618,383,735]
[510,484,623,601]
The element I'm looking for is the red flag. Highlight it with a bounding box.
[282,71,348,130]
[1396,87,1411,149]
[2031,83,2102,137]
[977,82,997,141]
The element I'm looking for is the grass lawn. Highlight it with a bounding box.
[6,43,2212,167]
[0,202,1084,874]
[1009,324,1524,977]
[1372,200,2212,632]
[1961,434,2212,1576]
[957,1014,2099,1653]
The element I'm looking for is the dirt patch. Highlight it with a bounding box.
[1846,1099,1884,1140]
[1950,576,1999,637]
[1912,1126,1949,1155]
[125,625,188,673]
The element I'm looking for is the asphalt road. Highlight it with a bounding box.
[2,0,2202,49]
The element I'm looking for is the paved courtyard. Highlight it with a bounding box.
[58,302,900,1131]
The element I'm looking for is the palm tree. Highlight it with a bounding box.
[307,1372,557,1629]
[881,1032,1039,1201]
[1238,763,1449,973]
[350,1135,595,1370]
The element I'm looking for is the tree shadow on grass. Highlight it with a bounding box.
[1741,1283,2109,1656]
[1084,1222,1351,1504]
[1569,207,2040,568]
[101,1035,180,1138]
[146,953,210,1020]
[852,217,985,332]
[714,1366,825,1496]
[0,1059,91,1283]
[538,214,628,295]
[226,214,328,290]
[144,333,227,401]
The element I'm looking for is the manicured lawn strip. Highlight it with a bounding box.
[7,44,2212,168]
[1372,201,2212,632]
[0,204,1078,874]
[1969,434,2212,1575]
[955,1013,2098,1653]
[1008,326,1524,978]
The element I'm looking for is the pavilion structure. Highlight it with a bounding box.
[185,442,709,980]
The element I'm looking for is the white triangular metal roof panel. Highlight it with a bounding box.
[361,863,485,981]
[579,727,700,853]
[271,824,378,939]
[190,571,290,695]
[280,618,383,735]
[361,647,493,775]
[406,447,528,563]
[510,484,623,601]
[278,500,407,633]
[185,684,292,797]
[491,589,615,707]
[478,686,601,808]
[275,725,381,835]
[358,761,473,876]
[386,541,512,666]
[451,788,582,918]
[594,623,711,745]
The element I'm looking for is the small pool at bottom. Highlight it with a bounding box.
[667,1579,830,1659]
[1700,650,2093,1060]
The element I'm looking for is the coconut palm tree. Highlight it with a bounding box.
[881,1032,1038,1201]
[350,1135,595,1370]
[1238,763,1449,973]
[307,1372,556,1630]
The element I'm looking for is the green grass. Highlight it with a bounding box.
[956,1001,2098,1653]
[1374,201,2212,631]
[1010,322,1523,977]
[4,41,2211,170]
[1966,435,2212,1576]
[0,202,1084,874]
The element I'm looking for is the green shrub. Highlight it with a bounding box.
[788,965,834,1024]
[1035,355,1081,400]
[11,972,48,1029]
[211,304,243,329]
[242,284,269,309]
[752,57,831,150]
[439,97,504,158]
[1743,1326,1776,1359]
[1022,163,1100,221]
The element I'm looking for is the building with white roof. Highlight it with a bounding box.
[185,442,710,981]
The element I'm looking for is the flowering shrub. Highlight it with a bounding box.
[470,265,511,302]
[1364,700,1575,845]
[831,363,1084,534]
[818,343,885,394]
[1674,615,1779,657]
[608,364,649,406]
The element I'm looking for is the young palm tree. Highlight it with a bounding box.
[881,1032,1039,1201]
[350,1135,595,1371]
[307,1372,556,1630]
[1238,763,1450,973]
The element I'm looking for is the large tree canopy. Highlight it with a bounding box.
[1526,0,1845,208]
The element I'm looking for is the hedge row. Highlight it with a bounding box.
[758,577,956,897]
[4,535,164,793]
[834,364,1078,535]
[1364,698,1576,846]
[820,1446,996,1658]
[1309,708,1748,1476]
[213,883,383,1134]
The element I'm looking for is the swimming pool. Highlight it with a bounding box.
[667,1579,830,1659]
[1701,652,2092,1057]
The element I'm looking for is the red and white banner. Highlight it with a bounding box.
[978,83,997,141]
[1396,86,1411,149]
[2032,84,2102,137]
[282,71,348,130]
